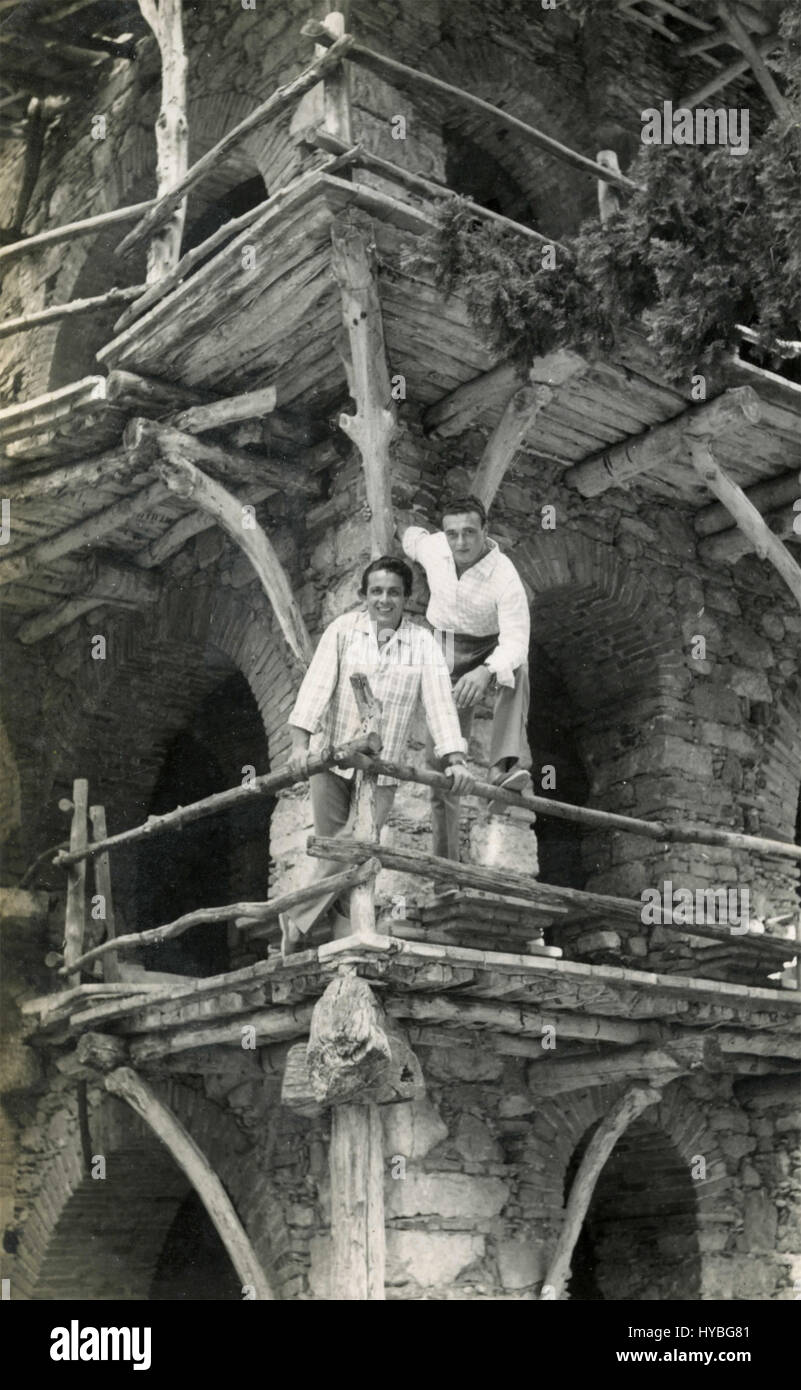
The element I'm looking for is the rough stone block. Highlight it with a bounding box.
[496,1238,543,1290]
[385,1172,509,1220]
[385,1231,485,1286]
[469,818,539,877]
[453,1114,504,1164]
[381,1097,448,1161]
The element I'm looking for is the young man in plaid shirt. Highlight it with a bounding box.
[402,494,533,862]
[282,555,472,953]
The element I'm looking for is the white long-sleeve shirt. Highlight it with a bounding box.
[402,526,530,688]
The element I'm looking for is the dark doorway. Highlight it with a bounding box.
[150,1190,242,1301]
[180,174,268,271]
[444,128,535,224]
[529,641,591,893]
[134,671,271,977]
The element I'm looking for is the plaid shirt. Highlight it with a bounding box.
[402,527,530,687]
[289,609,467,785]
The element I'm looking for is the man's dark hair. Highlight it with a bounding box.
[359,555,413,598]
[440,494,488,527]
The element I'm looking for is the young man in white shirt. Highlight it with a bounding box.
[402,495,532,861]
[282,555,472,951]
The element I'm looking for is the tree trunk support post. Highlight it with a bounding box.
[330,1099,385,1299]
[138,0,189,282]
[348,674,383,940]
[104,1066,274,1299]
[317,10,352,144]
[688,439,801,612]
[330,216,397,556]
[542,1084,662,1300]
[89,805,120,983]
[471,383,553,511]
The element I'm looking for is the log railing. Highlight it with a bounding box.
[51,683,799,988]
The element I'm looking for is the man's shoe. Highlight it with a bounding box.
[496,767,533,795]
[279,912,302,958]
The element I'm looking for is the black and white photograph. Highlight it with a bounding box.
[0,0,799,1343]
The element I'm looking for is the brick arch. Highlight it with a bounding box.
[516,1080,731,1297]
[13,1081,280,1301]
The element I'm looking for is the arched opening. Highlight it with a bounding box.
[564,1115,701,1301]
[150,1190,241,1301]
[444,127,536,223]
[134,669,272,977]
[179,174,268,272]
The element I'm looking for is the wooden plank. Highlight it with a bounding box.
[689,440,801,609]
[542,1085,662,1299]
[116,33,355,258]
[63,779,88,987]
[104,1066,273,1298]
[170,386,277,433]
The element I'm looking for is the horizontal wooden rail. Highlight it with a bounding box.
[366,756,801,864]
[0,201,156,267]
[60,858,381,976]
[307,836,794,961]
[303,22,640,193]
[53,733,380,868]
[0,285,146,339]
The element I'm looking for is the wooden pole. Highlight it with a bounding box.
[695,469,801,536]
[717,3,791,121]
[541,1085,662,1300]
[567,386,762,498]
[88,806,120,983]
[318,11,352,143]
[104,1066,274,1299]
[0,202,155,268]
[116,34,355,259]
[54,733,379,867]
[153,443,314,664]
[527,1037,716,1097]
[123,417,313,497]
[471,384,553,510]
[303,22,639,193]
[423,350,588,439]
[689,440,801,610]
[62,858,381,976]
[330,1101,385,1299]
[0,286,145,339]
[138,0,189,281]
[330,217,396,556]
[698,503,798,563]
[63,779,88,987]
[10,97,45,234]
[359,754,801,863]
[347,673,383,940]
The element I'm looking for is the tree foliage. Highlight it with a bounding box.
[429,3,801,381]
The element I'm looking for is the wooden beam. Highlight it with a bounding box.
[303,21,639,193]
[567,386,762,498]
[138,0,188,281]
[695,468,801,536]
[423,350,587,439]
[105,369,211,413]
[63,778,88,987]
[527,1037,717,1096]
[0,480,167,587]
[330,216,396,556]
[317,9,352,143]
[471,384,552,510]
[718,3,790,120]
[698,502,799,563]
[330,1101,384,1299]
[0,448,133,499]
[116,33,355,259]
[387,994,646,1046]
[679,30,779,108]
[689,439,801,609]
[123,417,312,497]
[0,285,145,339]
[17,564,160,643]
[170,386,277,433]
[541,1085,662,1299]
[0,377,108,446]
[62,859,381,976]
[128,1004,316,1063]
[10,97,44,234]
[54,733,380,868]
[104,1066,274,1299]
[150,442,314,664]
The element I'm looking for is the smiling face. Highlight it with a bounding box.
[364,568,406,635]
[442,510,488,572]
